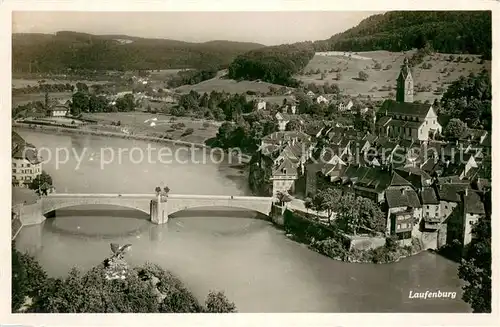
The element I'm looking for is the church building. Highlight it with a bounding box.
[376,58,442,142]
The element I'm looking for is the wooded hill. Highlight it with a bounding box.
[227,42,316,86]
[313,11,492,58]
[12,31,265,73]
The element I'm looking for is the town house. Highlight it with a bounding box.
[12,131,42,187]
[445,188,486,246]
[385,186,422,245]
[47,99,70,117]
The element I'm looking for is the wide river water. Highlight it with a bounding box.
[14,130,470,312]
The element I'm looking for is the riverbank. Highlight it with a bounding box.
[13,122,251,164]
[281,208,425,264]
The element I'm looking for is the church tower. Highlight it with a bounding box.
[396,57,414,103]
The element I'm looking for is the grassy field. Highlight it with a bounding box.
[12,91,72,107]
[297,51,491,102]
[84,111,221,144]
[175,76,287,94]
[148,69,189,80]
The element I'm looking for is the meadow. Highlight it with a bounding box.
[12,91,72,107]
[297,51,491,102]
[83,111,220,144]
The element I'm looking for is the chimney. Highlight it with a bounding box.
[401,188,406,195]
[465,188,468,196]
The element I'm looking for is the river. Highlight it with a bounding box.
[14,130,471,313]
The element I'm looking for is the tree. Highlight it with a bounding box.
[13,247,237,313]
[310,191,329,219]
[12,244,49,312]
[336,72,342,81]
[155,186,161,195]
[285,118,303,131]
[75,82,89,93]
[29,171,53,196]
[88,95,108,113]
[443,118,468,140]
[204,291,237,313]
[358,71,369,81]
[458,215,491,313]
[71,91,90,116]
[313,188,342,224]
[335,196,385,235]
[439,72,492,130]
[116,94,135,112]
[12,244,28,311]
[276,191,293,206]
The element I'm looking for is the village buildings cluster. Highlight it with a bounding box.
[255,58,491,249]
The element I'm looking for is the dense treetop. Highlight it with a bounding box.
[12,31,265,72]
[313,11,491,58]
[12,245,237,313]
[226,42,316,86]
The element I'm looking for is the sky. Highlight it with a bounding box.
[12,11,381,45]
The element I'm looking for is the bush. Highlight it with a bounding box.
[373,62,382,70]
[181,128,194,137]
[171,122,186,130]
[311,238,348,261]
[204,291,237,313]
[358,71,369,81]
[384,64,392,70]
[202,122,210,129]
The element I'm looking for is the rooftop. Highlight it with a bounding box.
[464,190,485,215]
[436,183,469,203]
[421,187,439,205]
[379,99,432,119]
[386,187,422,209]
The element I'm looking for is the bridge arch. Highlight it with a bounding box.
[41,197,152,216]
[165,196,273,218]
[167,205,272,219]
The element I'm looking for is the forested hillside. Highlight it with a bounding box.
[313,11,491,58]
[12,31,265,73]
[227,42,315,86]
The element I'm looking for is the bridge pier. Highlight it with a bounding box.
[150,194,168,224]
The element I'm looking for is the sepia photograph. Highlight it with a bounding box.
[2,2,496,323]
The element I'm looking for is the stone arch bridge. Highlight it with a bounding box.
[38,193,274,225]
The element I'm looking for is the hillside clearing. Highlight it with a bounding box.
[297,51,491,102]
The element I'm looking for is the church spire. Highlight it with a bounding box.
[396,57,414,103]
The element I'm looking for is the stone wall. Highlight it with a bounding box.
[270,203,285,226]
[17,200,46,226]
[349,235,386,251]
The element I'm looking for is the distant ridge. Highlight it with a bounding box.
[12,31,265,72]
[313,11,491,57]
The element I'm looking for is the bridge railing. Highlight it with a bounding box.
[45,193,275,201]
[45,193,155,198]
